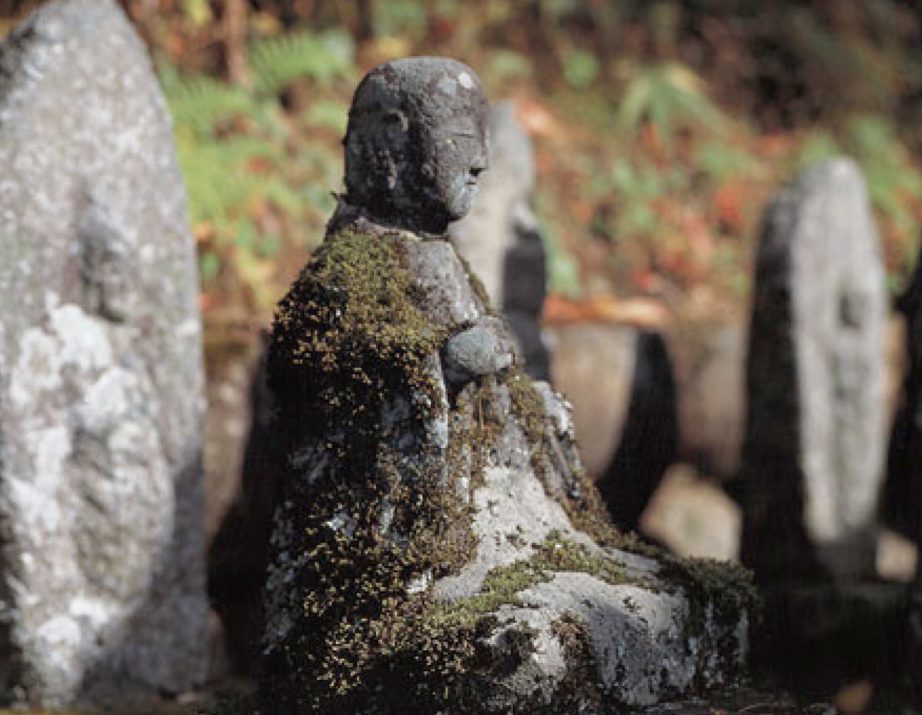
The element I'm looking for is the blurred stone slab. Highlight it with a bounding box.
[667,319,746,483]
[641,465,741,562]
[449,101,550,380]
[741,158,887,582]
[0,0,206,706]
[550,322,677,530]
[550,323,637,479]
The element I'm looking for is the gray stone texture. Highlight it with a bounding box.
[741,158,887,582]
[428,380,747,710]
[0,0,206,706]
[449,101,550,380]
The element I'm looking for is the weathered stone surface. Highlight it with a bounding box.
[442,316,516,383]
[449,101,550,380]
[0,0,206,705]
[343,56,489,235]
[260,57,750,713]
[741,158,887,582]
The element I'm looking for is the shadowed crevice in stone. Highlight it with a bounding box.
[207,340,282,676]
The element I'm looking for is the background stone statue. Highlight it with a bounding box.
[261,56,750,713]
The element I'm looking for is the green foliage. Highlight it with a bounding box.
[157,29,356,313]
[250,29,355,96]
[598,158,680,242]
[617,62,728,151]
[485,50,533,85]
[844,116,922,276]
[794,132,840,170]
[561,48,599,90]
[304,99,351,134]
[693,139,760,183]
[159,63,261,133]
[371,0,427,38]
[539,220,583,299]
[793,115,922,280]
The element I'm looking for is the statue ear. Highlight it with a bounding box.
[382,109,409,143]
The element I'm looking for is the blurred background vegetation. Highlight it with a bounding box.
[4,0,922,338]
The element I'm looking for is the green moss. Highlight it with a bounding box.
[532,531,628,585]
[430,532,628,632]
[502,363,755,634]
[542,616,606,714]
[603,530,758,631]
[263,228,488,711]
[662,554,758,625]
[269,227,446,428]
[262,239,546,710]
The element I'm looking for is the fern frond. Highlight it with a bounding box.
[617,62,727,151]
[250,29,355,97]
[164,72,259,134]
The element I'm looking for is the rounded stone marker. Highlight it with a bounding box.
[741,158,887,582]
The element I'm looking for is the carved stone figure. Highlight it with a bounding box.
[261,57,751,713]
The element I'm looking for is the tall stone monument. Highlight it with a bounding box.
[741,158,887,582]
[0,0,206,705]
[449,101,550,380]
[261,57,751,713]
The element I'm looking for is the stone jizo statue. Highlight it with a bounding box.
[261,57,750,714]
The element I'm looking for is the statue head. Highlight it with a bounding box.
[343,57,490,234]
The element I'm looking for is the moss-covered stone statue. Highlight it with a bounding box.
[261,57,754,713]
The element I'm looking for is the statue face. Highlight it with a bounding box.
[344,58,489,234]
[419,103,489,222]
